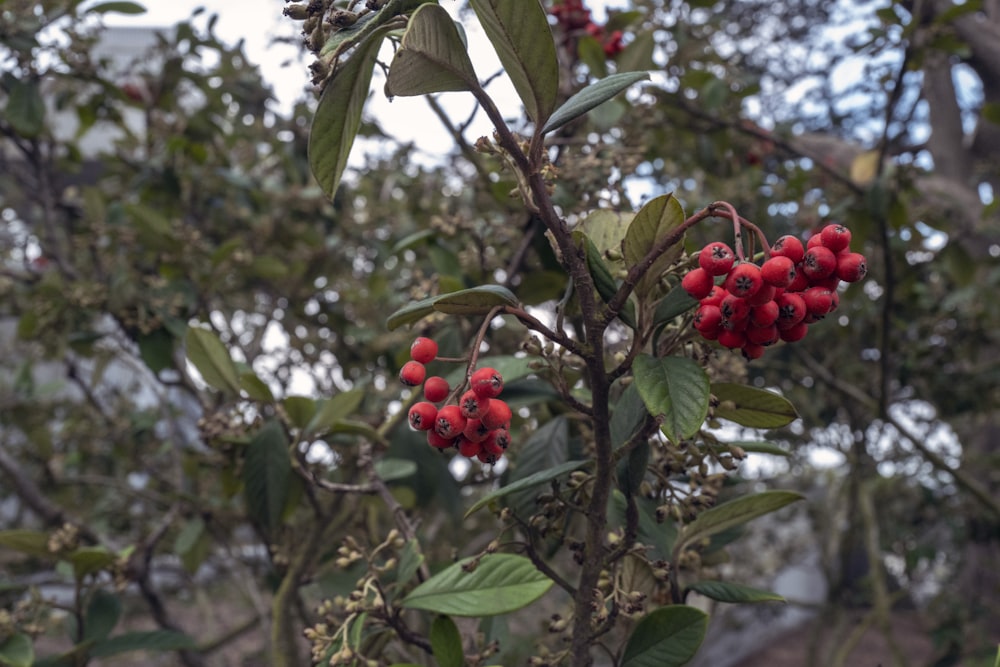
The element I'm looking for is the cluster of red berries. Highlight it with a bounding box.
[549,0,625,57]
[400,338,513,465]
[681,223,868,360]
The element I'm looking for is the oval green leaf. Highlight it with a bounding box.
[0,529,54,558]
[675,490,803,557]
[401,553,553,616]
[84,590,122,642]
[309,25,392,198]
[185,326,240,395]
[465,459,588,518]
[243,420,291,535]
[687,580,785,604]
[89,630,196,657]
[239,372,274,403]
[374,458,418,482]
[624,193,686,298]
[621,605,708,667]
[85,1,146,14]
[653,287,699,327]
[711,383,799,428]
[307,389,365,436]
[430,615,464,667]
[632,354,710,444]
[283,396,318,430]
[386,295,439,330]
[5,79,46,138]
[432,284,519,315]
[541,71,649,134]
[470,0,558,125]
[0,633,34,667]
[575,231,637,328]
[385,4,478,97]
[731,441,790,457]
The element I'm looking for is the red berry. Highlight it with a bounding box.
[457,437,481,458]
[801,246,837,281]
[681,268,715,300]
[427,430,455,449]
[698,242,736,276]
[459,390,491,419]
[779,321,809,342]
[811,274,842,291]
[477,449,500,465]
[399,361,426,387]
[786,267,810,292]
[747,283,777,307]
[485,428,511,452]
[423,376,450,402]
[724,263,763,299]
[775,292,807,329]
[742,343,766,360]
[410,336,439,364]
[802,286,837,317]
[760,255,797,287]
[434,405,467,439]
[806,233,825,249]
[480,399,512,430]
[819,223,851,253]
[771,235,805,264]
[746,323,779,346]
[750,300,779,327]
[700,285,728,307]
[836,252,867,282]
[693,304,723,334]
[720,293,751,323]
[470,367,504,399]
[463,418,491,443]
[408,401,438,431]
[718,329,746,349]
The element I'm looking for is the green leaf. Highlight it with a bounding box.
[652,288,698,327]
[85,1,146,14]
[0,633,34,667]
[687,580,785,604]
[632,354,710,444]
[138,328,174,374]
[430,615,464,667]
[306,389,365,436]
[66,546,115,578]
[675,490,803,557]
[617,440,649,496]
[283,396,318,430]
[732,441,790,457]
[465,459,588,518]
[541,71,648,134]
[385,4,478,97]
[611,382,648,448]
[445,355,537,389]
[609,490,677,559]
[89,630,196,657]
[386,295,439,330]
[470,0,558,125]
[575,231,636,328]
[432,284,519,315]
[243,420,291,535]
[173,517,205,557]
[4,78,45,137]
[184,326,240,395]
[624,193,686,298]
[374,458,418,482]
[309,25,392,198]
[396,539,425,589]
[239,372,274,403]
[711,383,798,429]
[621,606,708,667]
[84,591,121,642]
[0,529,53,558]
[402,554,553,616]
[578,208,633,258]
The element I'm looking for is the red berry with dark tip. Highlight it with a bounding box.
[786,267,810,292]
[427,430,455,449]
[746,324,780,346]
[408,401,438,431]
[750,300,779,327]
[836,252,867,282]
[409,336,439,364]
[423,376,450,403]
[802,246,837,281]
[718,329,747,349]
[698,241,736,276]
[463,418,491,443]
[779,321,809,342]
[747,283,777,307]
[771,235,805,264]
[720,293,751,323]
[693,304,723,334]
[459,390,490,420]
[480,399,512,430]
[802,286,837,317]
[682,268,715,300]
[775,292,807,329]
[700,285,728,307]
[724,263,764,299]
[819,223,852,253]
[742,343,766,360]
[399,361,426,387]
[486,428,511,452]
[761,255,797,287]
[457,437,481,458]
[434,405,467,439]
[470,367,504,399]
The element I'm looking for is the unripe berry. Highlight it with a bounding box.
[750,300,779,327]
[480,399,512,430]
[459,390,491,419]
[779,321,809,342]
[741,343,766,360]
[723,263,763,299]
[693,304,723,334]
[771,235,805,264]
[423,376,450,403]
[463,418,491,443]
[698,241,736,276]
[819,223,851,253]
[681,268,715,300]
[399,361,426,387]
[760,255,797,287]
[718,328,747,349]
[408,401,438,431]
[801,246,837,281]
[434,405,467,439]
[836,252,867,282]
[409,336,439,364]
[470,367,504,399]
[775,292,807,329]
[427,430,455,449]
[457,437,481,458]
